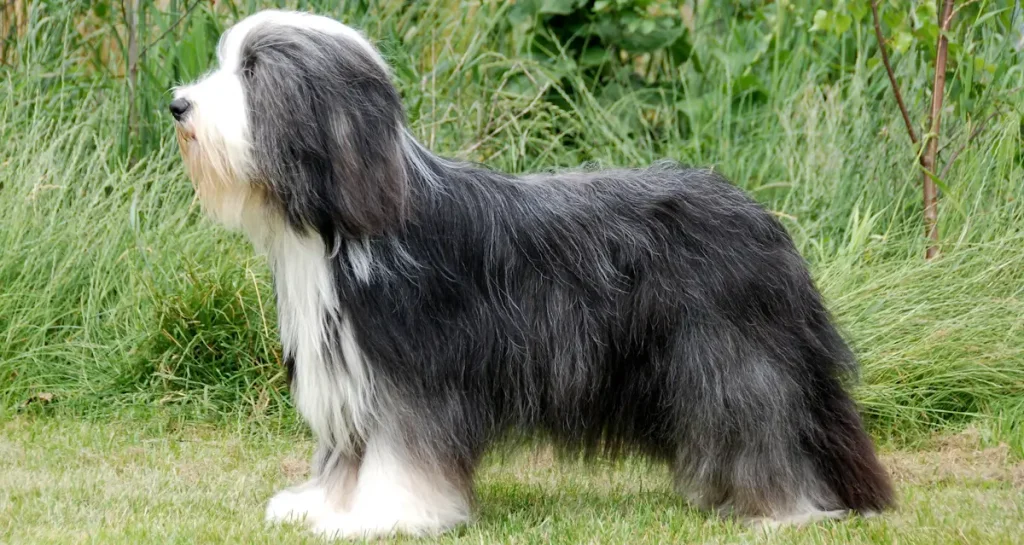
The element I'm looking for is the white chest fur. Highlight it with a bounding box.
[269,231,374,453]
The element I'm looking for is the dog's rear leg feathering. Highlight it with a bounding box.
[670,300,893,526]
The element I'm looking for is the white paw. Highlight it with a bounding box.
[265,484,329,524]
[311,513,389,540]
[749,508,849,532]
[312,510,466,540]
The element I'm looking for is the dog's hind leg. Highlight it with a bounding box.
[669,320,891,526]
[671,405,834,526]
[668,320,809,515]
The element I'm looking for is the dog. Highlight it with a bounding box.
[169,9,893,539]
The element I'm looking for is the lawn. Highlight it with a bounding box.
[1,416,1022,544]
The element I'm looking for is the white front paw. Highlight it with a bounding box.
[311,514,364,540]
[313,512,405,541]
[265,485,328,524]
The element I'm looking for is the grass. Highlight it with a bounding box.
[2,416,1022,544]
[2,0,1022,444]
[1,1,1023,542]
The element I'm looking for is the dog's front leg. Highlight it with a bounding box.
[265,440,361,525]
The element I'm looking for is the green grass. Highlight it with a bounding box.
[2,416,1022,544]
[2,0,1022,446]
[1,1,1023,541]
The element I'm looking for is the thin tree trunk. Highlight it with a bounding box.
[921,0,955,260]
[15,0,24,33]
[2,0,28,66]
[0,4,6,65]
[126,0,140,153]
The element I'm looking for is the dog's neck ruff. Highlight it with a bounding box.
[263,224,375,452]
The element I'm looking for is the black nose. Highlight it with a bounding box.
[169,98,191,121]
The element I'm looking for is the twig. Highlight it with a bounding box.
[938,109,1002,180]
[921,0,956,260]
[871,0,919,146]
[950,0,982,19]
[138,0,203,60]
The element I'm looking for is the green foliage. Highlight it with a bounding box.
[125,261,285,409]
[505,0,694,138]
[811,0,1017,117]
[0,0,1022,447]
[509,0,691,61]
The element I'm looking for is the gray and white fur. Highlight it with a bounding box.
[169,10,894,540]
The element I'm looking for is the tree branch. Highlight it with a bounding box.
[871,0,919,146]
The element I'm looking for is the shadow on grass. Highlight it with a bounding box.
[443,479,746,543]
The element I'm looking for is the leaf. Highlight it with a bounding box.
[914,1,938,27]
[913,17,940,46]
[625,14,641,33]
[833,13,853,35]
[667,30,693,64]
[732,70,765,97]
[975,7,1011,27]
[503,70,558,99]
[946,41,963,64]
[539,0,582,15]
[508,0,540,25]
[676,96,710,118]
[712,49,753,75]
[811,10,832,33]
[579,46,610,68]
[849,0,869,23]
[93,1,110,19]
[749,31,774,65]
[882,8,906,30]
[990,58,1010,86]
[972,56,996,75]
[593,19,685,53]
[892,30,914,54]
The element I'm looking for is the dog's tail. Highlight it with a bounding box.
[799,313,895,514]
[806,379,894,513]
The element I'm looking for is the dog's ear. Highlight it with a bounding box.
[243,26,409,241]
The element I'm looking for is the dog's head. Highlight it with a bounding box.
[170,10,408,240]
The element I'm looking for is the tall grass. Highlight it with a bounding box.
[1,1,1022,448]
